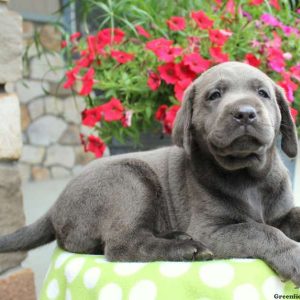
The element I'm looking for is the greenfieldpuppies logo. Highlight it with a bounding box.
[274,294,300,299]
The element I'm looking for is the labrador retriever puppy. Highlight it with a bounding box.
[0,62,299,284]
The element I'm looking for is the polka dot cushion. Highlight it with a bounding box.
[40,247,300,300]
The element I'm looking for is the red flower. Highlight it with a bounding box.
[163,105,180,134]
[135,25,151,38]
[175,61,197,81]
[145,38,173,55]
[191,11,214,30]
[101,97,125,122]
[166,16,186,31]
[147,71,161,91]
[187,36,201,52]
[79,68,95,96]
[155,105,168,121]
[98,28,125,45]
[158,63,178,84]
[155,46,182,63]
[290,107,298,123]
[86,135,106,158]
[87,35,97,61]
[81,107,102,127]
[267,47,285,73]
[183,53,211,74]
[249,0,264,5]
[209,47,229,63]
[111,50,135,64]
[70,32,81,42]
[270,0,281,10]
[174,78,192,102]
[244,53,261,68]
[63,67,80,89]
[209,29,232,46]
[61,40,67,49]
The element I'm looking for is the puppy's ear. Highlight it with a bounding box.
[275,85,298,158]
[172,83,195,156]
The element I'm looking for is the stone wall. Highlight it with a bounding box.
[8,20,95,181]
[0,1,36,299]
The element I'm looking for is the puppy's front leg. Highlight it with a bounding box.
[273,207,300,242]
[194,222,300,286]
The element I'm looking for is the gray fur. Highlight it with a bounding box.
[0,62,299,284]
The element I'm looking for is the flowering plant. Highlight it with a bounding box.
[62,0,300,157]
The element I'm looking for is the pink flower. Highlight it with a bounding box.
[191,10,214,30]
[147,72,161,91]
[121,110,133,127]
[111,50,135,64]
[135,25,151,38]
[79,68,95,96]
[277,73,298,102]
[225,0,235,15]
[166,16,186,31]
[209,47,229,63]
[290,64,300,82]
[183,53,211,74]
[158,63,178,84]
[209,29,232,46]
[187,36,201,52]
[260,14,280,27]
[61,40,67,49]
[267,47,285,73]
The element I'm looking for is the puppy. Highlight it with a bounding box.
[0,62,299,284]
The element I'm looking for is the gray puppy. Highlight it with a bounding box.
[0,62,299,285]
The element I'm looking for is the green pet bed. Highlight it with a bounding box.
[40,247,299,300]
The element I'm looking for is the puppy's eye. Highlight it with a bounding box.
[258,89,270,99]
[208,90,221,101]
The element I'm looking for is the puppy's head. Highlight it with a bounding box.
[173,61,298,171]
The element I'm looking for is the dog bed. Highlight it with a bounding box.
[40,247,299,300]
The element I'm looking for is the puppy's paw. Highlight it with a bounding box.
[176,240,213,261]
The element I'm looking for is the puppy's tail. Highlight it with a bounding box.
[0,214,55,252]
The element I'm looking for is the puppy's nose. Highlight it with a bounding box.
[233,105,257,124]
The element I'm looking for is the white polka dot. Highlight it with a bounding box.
[64,257,85,283]
[98,283,122,300]
[233,284,260,300]
[66,289,72,300]
[46,279,59,299]
[263,276,284,300]
[114,262,146,276]
[159,262,191,277]
[84,267,101,289]
[95,257,108,264]
[129,280,157,300]
[230,258,256,263]
[55,252,74,269]
[199,262,235,288]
